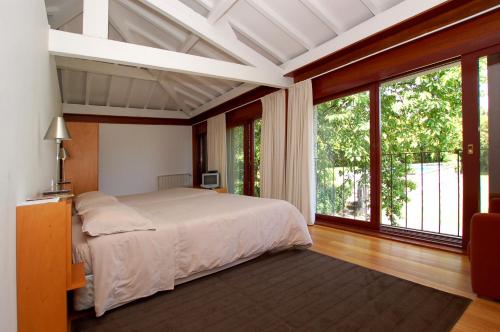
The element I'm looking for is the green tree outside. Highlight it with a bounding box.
[315,63,470,226]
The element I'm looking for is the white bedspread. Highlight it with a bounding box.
[78,189,312,316]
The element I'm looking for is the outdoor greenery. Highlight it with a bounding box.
[227,61,490,224]
[254,119,262,197]
[315,91,371,219]
[227,126,245,195]
[315,63,469,226]
[226,120,262,196]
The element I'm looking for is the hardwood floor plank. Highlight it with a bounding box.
[308,225,500,332]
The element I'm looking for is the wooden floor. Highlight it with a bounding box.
[309,225,500,332]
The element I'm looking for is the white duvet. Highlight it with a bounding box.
[78,188,312,316]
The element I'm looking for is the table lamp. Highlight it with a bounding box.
[43,116,72,194]
[59,146,70,184]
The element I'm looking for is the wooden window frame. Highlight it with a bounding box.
[226,101,262,196]
[192,9,500,251]
[309,9,500,251]
[314,84,380,230]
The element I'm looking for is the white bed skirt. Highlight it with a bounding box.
[74,253,262,311]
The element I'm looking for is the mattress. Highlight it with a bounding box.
[72,188,312,316]
[72,188,217,275]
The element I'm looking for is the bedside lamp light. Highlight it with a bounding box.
[44,116,71,192]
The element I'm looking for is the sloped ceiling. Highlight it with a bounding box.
[45,0,442,119]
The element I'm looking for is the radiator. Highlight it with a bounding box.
[157,173,192,190]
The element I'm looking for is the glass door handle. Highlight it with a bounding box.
[467,144,474,155]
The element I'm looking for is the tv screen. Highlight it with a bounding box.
[201,173,219,188]
[204,174,218,185]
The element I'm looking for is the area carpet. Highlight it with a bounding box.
[73,249,471,332]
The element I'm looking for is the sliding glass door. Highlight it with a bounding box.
[313,58,495,246]
[315,90,372,223]
[227,119,261,196]
[380,63,463,238]
[227,125,245,194]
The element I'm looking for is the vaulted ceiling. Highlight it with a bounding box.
[45,0,447,119]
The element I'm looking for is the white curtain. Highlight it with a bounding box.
[207,113,227,188]
[260,90,286,199]
[286,79,316,225]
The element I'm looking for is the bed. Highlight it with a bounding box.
[72,188,312,316]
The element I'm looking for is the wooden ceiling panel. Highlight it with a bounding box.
[88,73,110,106]
[107,76,133,108]
[64,70,86,104]
[128,79,154,109]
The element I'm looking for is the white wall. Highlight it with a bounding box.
[0,1,62,331]
[99,124,192,196]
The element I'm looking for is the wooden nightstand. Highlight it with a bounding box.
[16,197,85,332]
[195,187,228,193]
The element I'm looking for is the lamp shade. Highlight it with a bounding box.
[44,116,71,140]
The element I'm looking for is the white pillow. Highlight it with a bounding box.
[80,204,155,236]
[74,191,118,215]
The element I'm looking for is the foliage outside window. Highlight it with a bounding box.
[254,119,262,197]
[315,91,371,221]
[380,64,463,229]
[315,63,469,234]
[227,126,244,195]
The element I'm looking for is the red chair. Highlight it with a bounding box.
[470,197,500,300]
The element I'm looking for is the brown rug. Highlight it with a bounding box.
[73,250,470,332]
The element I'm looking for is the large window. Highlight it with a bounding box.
[253,119,262,197]
[227,126,245,195]
[226,117,261,196]
[380,63,463,236]
[315,90,371,222]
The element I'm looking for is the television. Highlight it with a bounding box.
[201,172,219,189]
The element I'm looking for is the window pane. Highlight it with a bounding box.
[253,119,262,197]
[315,91,371,221]
[380,63,463,236]
[227,126,244,194]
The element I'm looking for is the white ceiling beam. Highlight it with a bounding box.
[298,0,345,35]
[83,0,109,38]
[281,0,449,74]
[229,20,288,63]
[184,99,200,110]
[175,87,206,105]
[55,57,156,81]
[170,75,216,100]
[245,0,315,50]
[48,29,292,88]
[360,0,382,15]
[158,75,191,114]
[178,34,199,53]
[177,0,238,53]
[194,0,212,11]
[207,0,238,24]
[138,0,282,71]
[48,0,83,29]
[129,26,175,50]
[63,104,187,119]
[190,83,256,117]
[107,16,188,113]
[189,75,227,95]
